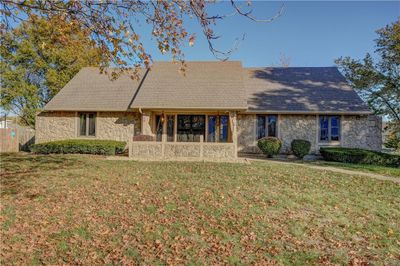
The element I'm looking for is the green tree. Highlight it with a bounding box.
[1,1,283,79]
[1,16,102,127]
[335,19,400,124]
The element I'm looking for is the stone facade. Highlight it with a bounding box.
[279,115,318,153]
[96,112,141,141]
[36,111,77,143]
[237,114,257,153]
[341,115,382,150]
[129,141,237,160]
[36,111,382,156]
[237,114,382,154]
[35,111,141,143]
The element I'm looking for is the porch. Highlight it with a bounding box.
[128,111,238,160]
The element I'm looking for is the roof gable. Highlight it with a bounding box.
[44,67,145,111]
[130,61,247,110]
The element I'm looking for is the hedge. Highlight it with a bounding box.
[291,139,311,159]
[320,147,400,168]
[31,139,126,155]
[257,137,282,158]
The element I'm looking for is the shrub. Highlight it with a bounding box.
[320,147,400,168]
[384,131,400,151]
[132,135,155,141]
[291,139,311,159]
[257,137,282,158]
[31,139,126,155]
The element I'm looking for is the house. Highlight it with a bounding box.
[36,61,382,160]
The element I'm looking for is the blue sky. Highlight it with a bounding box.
[141,1,399,67]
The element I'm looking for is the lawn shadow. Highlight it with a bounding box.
[0,153,87,196]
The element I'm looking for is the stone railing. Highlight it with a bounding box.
[128,140,237,161]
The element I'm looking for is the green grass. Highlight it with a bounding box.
[305,160,400,178]
[1,153,399,265]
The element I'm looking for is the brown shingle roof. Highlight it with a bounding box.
[44,62,371,114]
[245,67,371,113]
[44,67,145,111]
[130,61,247,110]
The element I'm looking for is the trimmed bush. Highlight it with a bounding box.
[31,139,126,155]
[291,139,311,159]
[320,147,400,168]
[257,137,282,158]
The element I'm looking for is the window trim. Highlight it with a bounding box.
[256,114,278,139]
[78,112,97,137]
[318,115,341,143]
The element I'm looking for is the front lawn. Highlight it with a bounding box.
[304,160,400,178]
[1,153,399,265]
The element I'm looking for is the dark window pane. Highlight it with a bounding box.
[88,114,96,136]
[208,116,216,142]
[155,115,163,142]
[320,116,329,141]
[219,115,229,142]
[79,114,87,136]
[330,116,340,141]
[177,115,205,142]
[268,115,277,137]
[257,115,266,139]
[167,116,174,142]
[331,117,338,127]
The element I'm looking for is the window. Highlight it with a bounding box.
[177,115,205,142]
[167,115,175,142]
[155,115,163,141]
[319,116,340,142]
[256,115,277,139]
[79,113,96,136]
[219,115,229,142]
[207,115,229,142]
[208,116,217,142]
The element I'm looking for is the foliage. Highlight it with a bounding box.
[31,139,126,155]
[320,147,400,168]
[1,153,399,265]
[0,17,101,127]
[335,19,400,123]
[257,137,282,157]
[384,130,400,151]
[291,139,311,159]
[1,1,283,79]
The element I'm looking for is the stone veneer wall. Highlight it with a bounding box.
[341,115,382,150]
[96,112,141,141]
[279,115,318,153]
[35,111,141,143]
[237,114,318,154]
[36,111,77,143]
[237,114,257,153]
[129,141,236,160]
[237,114,382,154]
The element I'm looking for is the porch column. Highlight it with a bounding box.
[162,115,167,142]
[229,111,238,158]
[141,111,153,136]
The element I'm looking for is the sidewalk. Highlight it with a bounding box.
[245,157,400,184]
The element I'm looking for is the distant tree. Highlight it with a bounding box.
[1,0,283,79]
[335,19,400,125]
[0,16,102,127]
[278,53,291,67]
